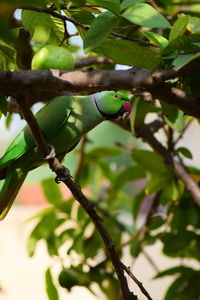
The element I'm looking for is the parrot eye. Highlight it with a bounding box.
[114,94,119,99]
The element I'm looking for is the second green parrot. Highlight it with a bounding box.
[0,91,131,220]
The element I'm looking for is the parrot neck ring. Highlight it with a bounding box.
[93,95,131,120]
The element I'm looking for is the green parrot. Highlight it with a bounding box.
[0,91,131,220]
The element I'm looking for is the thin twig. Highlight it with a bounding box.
[110,32,158,48]
[75,56,115,68]
[121,263,154,300]
[143,250,160,273]
[174,118,194,145]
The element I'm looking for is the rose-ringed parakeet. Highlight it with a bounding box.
[0,91,131,220]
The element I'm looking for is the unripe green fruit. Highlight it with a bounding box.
[58,269,77,291]
[31,45,75,70]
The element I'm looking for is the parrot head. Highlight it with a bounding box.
[94,91,131,120]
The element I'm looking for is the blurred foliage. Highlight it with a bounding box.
[0,0,200,299]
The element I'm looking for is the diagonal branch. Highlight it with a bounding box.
[137,124,200,206]
[15,94,140,300]
[114,119,200,206]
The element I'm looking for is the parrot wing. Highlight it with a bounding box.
[0,96,74,171]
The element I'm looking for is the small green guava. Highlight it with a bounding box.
[31,45,75,70]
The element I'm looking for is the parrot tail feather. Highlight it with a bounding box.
[0,167,28,220]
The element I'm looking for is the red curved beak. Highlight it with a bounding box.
[122,102,131,119]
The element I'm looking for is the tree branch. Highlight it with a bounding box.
[2,68,200,119]
[15,94,138,300]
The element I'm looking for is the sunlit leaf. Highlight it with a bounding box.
[84,11,118,51]
[172,53,200,71]
[169,14,189,42]
[87,0,120,14]
[95,38,160,68]
[187,16,200,33]
[161,102,186,132]
[120,0,144,11]
[122,3,171,28]
[41,177,63,206]
[142,31,168,49]
[163,34,200,55]
[22,10,64,45]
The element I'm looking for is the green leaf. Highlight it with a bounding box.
[161,180,182,202]
[88,146,123,158]
[169,14,189,42]
[132,190,145,221]
[142,31,168,49]
[120,0,144,11]
[82,230,102,258]
[146,175,171,194]
[45,268,59,300]
[113,165,146,190]
[132,149,171,175]
[131,96,158,131]
[161,102,186,132]
[70,9,95,25]
[176,147,193,159]
[172,53,200,71]
[130,234,140,256]
[0,0,48,5]
[122,3,171,28]
[5,113,12,129]
[163,34,200,55]
[149,216,165,230]
[58,266,90,290]
[95,39,160,69]
[0,94,7,116]
[87,0,120,14]
[162,231,195,255]
[96,160,114,180]
[0,39,15,63]
[84,12,118,51]
[155,266,194,279]
[22,10,64,45]
[164,274,200,300]
[41,177,63,206]
[187,16,200,33]
[27,213,57,256]
[57,228,76,247]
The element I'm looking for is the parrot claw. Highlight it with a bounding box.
[45,145,56,160]
[34,144,56,160]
